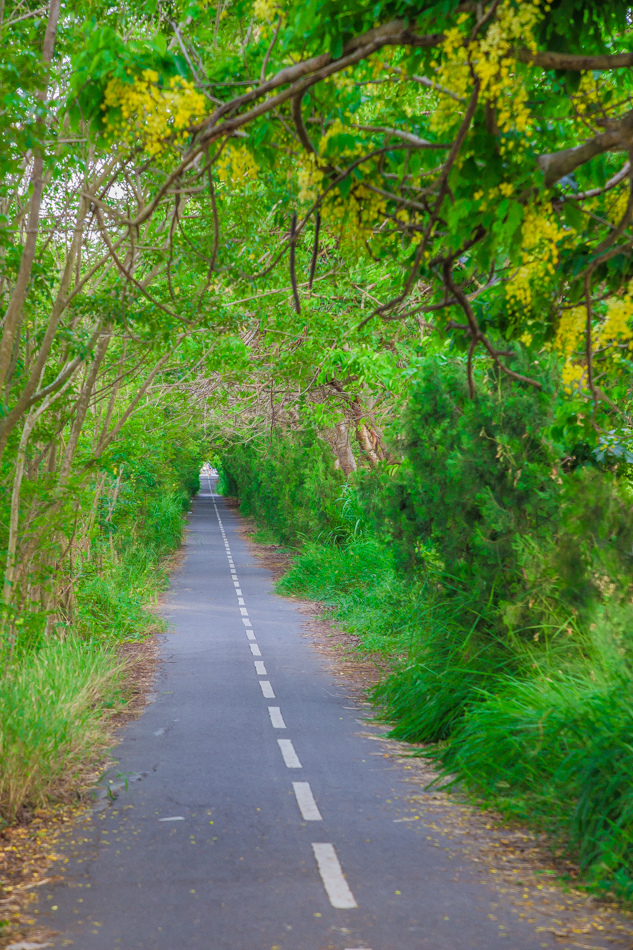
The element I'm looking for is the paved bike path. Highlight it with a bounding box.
[38,482,557,950]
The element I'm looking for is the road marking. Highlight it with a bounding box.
[237,597,245,605]
[260,680,275,698]
[240,607,248,616]
[254,661,267,675]
[159,816,185,822]
[292,782,322,821]
[250,643,262,656]
[242,618,252,627]
[235,588,242,595]
[268,706,286,729]
[277,738,302,768]
[246,630,256,641]
[311,843,358,909]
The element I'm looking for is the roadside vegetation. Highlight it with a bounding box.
[0,430,201,825]
[220,354,633,900]
[4,0,633,914]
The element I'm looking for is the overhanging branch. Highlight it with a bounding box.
[514,48,633,70]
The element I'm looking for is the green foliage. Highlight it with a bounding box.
[75,428,201,642]
[279,535,415,652]
[371,355,633,640]
[74,492,186,643]
[220,431,344,545]
[0,419,202,822]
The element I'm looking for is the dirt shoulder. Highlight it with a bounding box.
[235,507,633,950]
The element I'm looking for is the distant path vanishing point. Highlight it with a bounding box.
[37,476,559,950]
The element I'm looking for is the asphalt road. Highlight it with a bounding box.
[37,478,558,950]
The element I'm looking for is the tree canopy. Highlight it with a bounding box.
[1,0,633,645]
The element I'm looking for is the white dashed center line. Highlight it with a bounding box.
[268,706,286,729]
[210,492,363,913]
[312,843,358,909]
[292,782,322,821]
[277,738,302,768]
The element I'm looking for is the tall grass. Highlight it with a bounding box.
[436,664,633,899]
[278,536,419,653]
[0,637,122,823]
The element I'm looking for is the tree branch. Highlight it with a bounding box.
[514,48,633,71]
[538,113,633,186]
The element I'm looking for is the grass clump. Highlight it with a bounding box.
[75,490,191,642]
[0,637,122,824]
[437,662,633,899]
[278,536,418,653]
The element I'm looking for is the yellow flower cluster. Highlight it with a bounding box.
[253,0,284,20]
[297,153,324,204]
[474,0,544,136]
[597,294,633,350]
[253,0,286,34]
[297,154,387,249]
[605,183,630,226]
[216,144,259,186]
[506,204,568,311]
[431,0,546,143]
[554,290,633,393]
[473,180,515,205]
[555,305,588,393]
[104,70,206,156]
[318,118,348,157]
[561,361,585,392]
[555,306,585,360]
